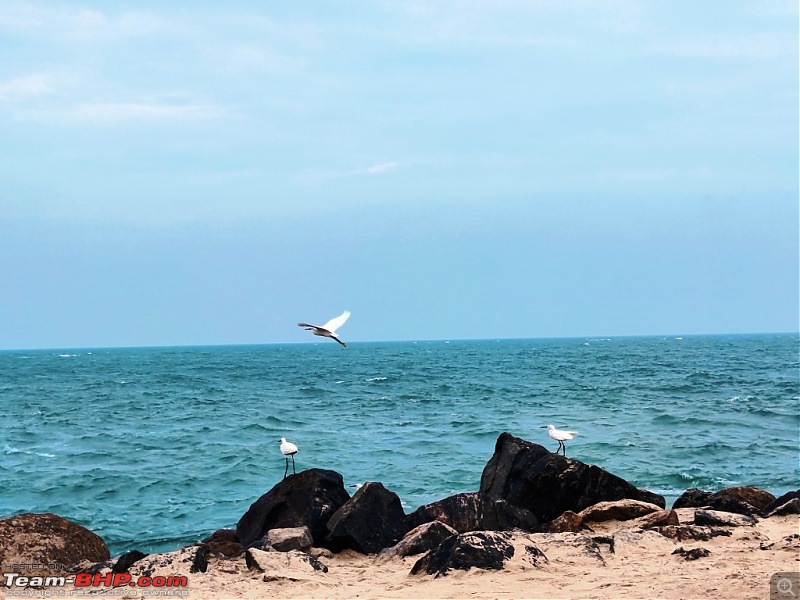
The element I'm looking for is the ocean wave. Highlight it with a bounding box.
[650,414,714,426]
[298,385,327,395]
[3,445,55,458]
[746,407,800,419]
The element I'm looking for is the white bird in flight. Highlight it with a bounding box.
[279,437,298,478]
[298,311,351,347]
[543,424,578,456]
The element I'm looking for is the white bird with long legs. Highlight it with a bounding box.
[279,437,298,478]
[298,311,351,347]
[543,424,578,456]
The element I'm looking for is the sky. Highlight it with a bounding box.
[0,1,798,349]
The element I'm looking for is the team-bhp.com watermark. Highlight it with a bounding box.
[3,563,189,598]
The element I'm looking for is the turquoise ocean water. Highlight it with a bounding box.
[2,334,798,556]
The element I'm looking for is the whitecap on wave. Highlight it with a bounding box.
[4,444,55,458]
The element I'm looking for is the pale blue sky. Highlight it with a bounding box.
[1,1,797,349]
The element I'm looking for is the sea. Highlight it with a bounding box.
[1,334,798,557]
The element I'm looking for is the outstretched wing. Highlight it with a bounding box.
[322,311,350,334]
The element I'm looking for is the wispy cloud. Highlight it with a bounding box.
[21,101,226,125]
[0,73,53,101]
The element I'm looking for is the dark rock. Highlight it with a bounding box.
[304,554,329,573]
[673,486,774,516]
[709,486,775,512]
[201,529,239,544]
[694,509,756,527]
[657,525,731,542]
[489,499,541,532]
[248,537,272,552]
[764,498,800,517]
[199,528,242,557]
[112,550,148,573]
[406,493,483,533]
[479,432,665,523]
[672,488,713,509]
[0,513,110,576]
[537,511,583,533]
[410,531,514,577]
[406,492,540,533]
[236,468,351,548]
[708,496,759,516]
[524,545,549,567]
[325,482,408,554]
[672,546,710,560]
[578,499,662,523]
[190,546,208,573]
[380,521,458,560]
[592,535,615,554]
[208,541,243,558]
[761,490,800,516]
[263,526,313,552]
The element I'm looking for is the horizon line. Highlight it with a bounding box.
[1,330,797,353]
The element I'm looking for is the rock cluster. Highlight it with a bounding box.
[234,431,668,558]
[3,432,796,581]
[673,486,800,518]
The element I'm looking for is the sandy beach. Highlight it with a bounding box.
[49,509,798,600]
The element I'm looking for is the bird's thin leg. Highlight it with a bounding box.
[291,454,296,475]
[284,458,289,479]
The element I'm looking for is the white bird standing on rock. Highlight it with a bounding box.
[298,311,351,347]
[543,424,578,456]
[279,437,298,478]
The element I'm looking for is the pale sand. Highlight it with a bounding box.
[61,511,799,600]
